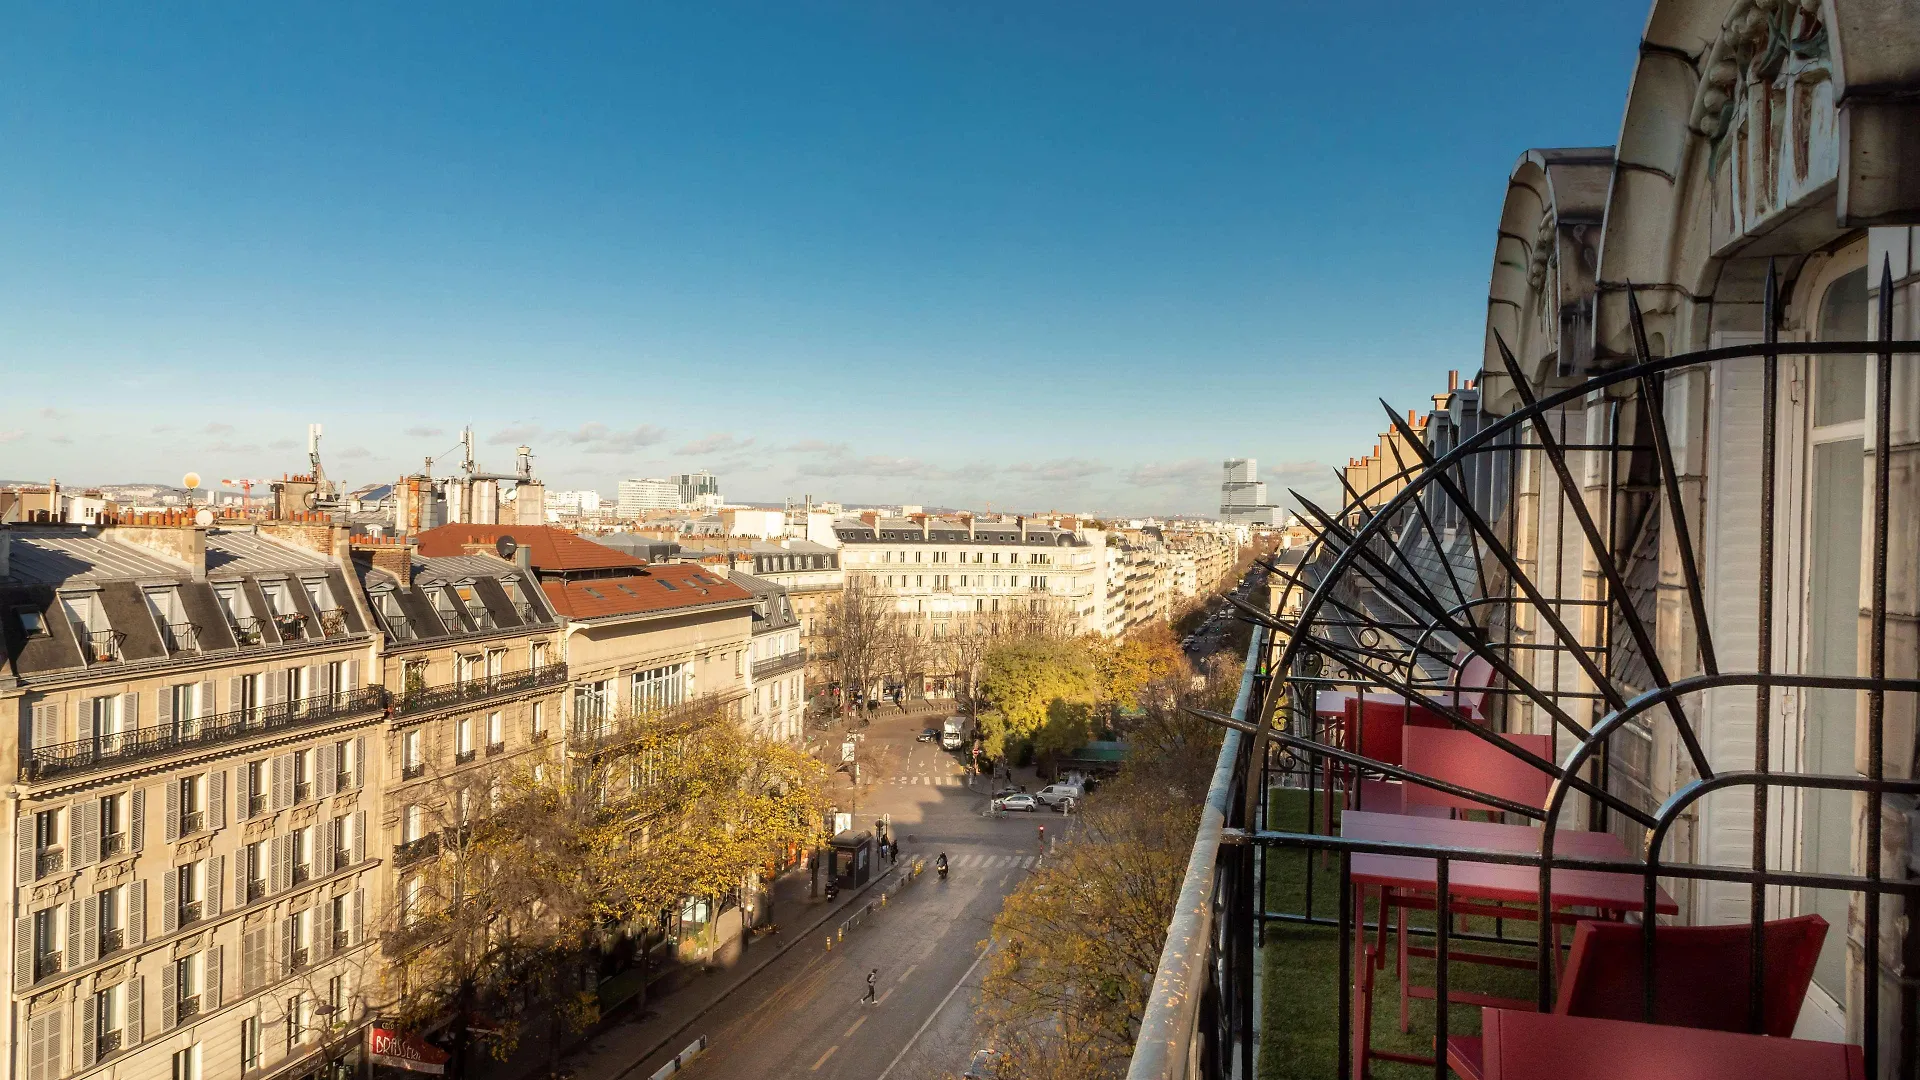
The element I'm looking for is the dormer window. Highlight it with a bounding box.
[376,593,413,641]
[431,588,463,630]
[215,584,261,646]
[259,581,306,640]
[302,578,346,636]
[16,608,46,637]
[61,592,121,664]
[144,586,198,654]
[503,579,540,623]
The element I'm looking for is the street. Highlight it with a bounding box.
[620,705,1050,1080]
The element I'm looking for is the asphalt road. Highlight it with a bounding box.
[635,708,1051,1080]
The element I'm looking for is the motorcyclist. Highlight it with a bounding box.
[936,852,949,879]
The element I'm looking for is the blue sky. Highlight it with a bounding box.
[1,3,1647,515]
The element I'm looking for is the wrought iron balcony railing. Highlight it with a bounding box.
[77,626,123,664]
[162,621,201,654]
[247,879,267,903]
[293,781,311,804]
[393,834,439,868]
[752,649,808,681]
[485,741,505,757]
[178,811,204,836]
[392,664,569,717]
[318,609,349,637]
[228,616,263,646]
[175,994,200,1022]
[35,848,64,878]
[177,900,202,928]
[466,604,497,631]
[99,928,124,956]
[33,951,61,981]
[401,762,426,781]
[22,685,389,782]
[95,1030,122,1058]
[514,602,542,623]
[454,749,476,765]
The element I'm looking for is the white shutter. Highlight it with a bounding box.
[71,799,98,868]
[272,755,292,811]
[352,811,365,865]
[82,891,98,964]
[352,889,364,946]
[14,915,33,991]
[353,736,366,788]
[206,944,222,1009]
[164,782,180,843]
[162,872,178,934]
[209,770,226,829]
[16,815,35,882]
[79,991,97,1068]
[126,881,145,946]
[30,702,60,750]
[316,897,334,961]
[319,819,337,876]
[316,743,336,799]
[273,836,292,893]
[158,686,174,732]
[305,665,322,708]
[124,975,144,1046]
[26,1012,60,1080]
[199,681,214,721]
[205,856,223,919]
[228,676,244,715]
[346,659,360,693]
[1698,340,1765,925]
[66,900,81,967]
[236,766,251,821]
[281,917,296,976]
[130,789,145,852]
[161,964,176,1031]
[121,691,138,732]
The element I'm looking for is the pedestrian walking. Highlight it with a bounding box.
[862,968,879,1005]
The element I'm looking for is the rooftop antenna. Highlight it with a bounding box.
[307,423,329,497]
[461,426,476,478]
[516,444,534,479]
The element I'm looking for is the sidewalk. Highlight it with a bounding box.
[558,858,905,1080]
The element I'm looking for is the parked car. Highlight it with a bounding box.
[990,783,1027,798]
[1035,783,1083,808]
[993,793,1039,813]
[917,727,940,742]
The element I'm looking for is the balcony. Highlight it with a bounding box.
[514,602,541,623]
[292,865,310,886]
[95,1031,122,1058]
[333,847,351,870]
[228,616,264,646]
[247,879,267,903]
[22,685,388,783]
[175,995,200,1022]
[402,762,426,781]
[455,749,476,765]
[99,928,124,956]
[35,847,64,878]
[177,900,202,928]
[288,947,310,972]
[33,951,62,981]
[318,609,349,637]
[384,613,415,641]
[333,929,351,952]
[486,741,506,757]
[335,769,353,792]
[161,621,201,654]
[753,649,808,681]
[179,810,204,836]
[293,781,312,804]
[273,612,308,641]
[466,604,497,631]
[77,626,123,664]
[393,834,439,868]
[393,663,569,718]
[248,793,267,817]
[101,832,127,858]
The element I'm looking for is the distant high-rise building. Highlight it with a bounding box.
[1220,458,1278,525]
[618,478,680,517]
[672,471,720,506]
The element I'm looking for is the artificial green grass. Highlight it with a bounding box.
[1257,789,1541,1080]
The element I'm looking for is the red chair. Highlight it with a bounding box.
[1443,915,1830,1079]
[1401,728,1553,817]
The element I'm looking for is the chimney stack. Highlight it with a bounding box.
[1447,370,1459,391]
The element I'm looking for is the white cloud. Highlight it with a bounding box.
[1123,459,1215,488]
[208,440,261,454]
[553,422,669,454]
[37,407,65,420]
[486,423,543,446]
[0,430,24,444]
[784,439,849,455]
[338,446,373,460]
[48,434,72,445]
[404,425,446,439]
[204,421,236,435]
[1007,458,1109,484]
[269,439,298,451]
[679,432,754,456]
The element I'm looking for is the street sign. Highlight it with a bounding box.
[841,740,857,763]
[833,812,852,834]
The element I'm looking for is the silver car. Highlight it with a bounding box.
[993,793,1038,813]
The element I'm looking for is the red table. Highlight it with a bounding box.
[1340,812,1679,1079]
[1473,1009,1865,1080]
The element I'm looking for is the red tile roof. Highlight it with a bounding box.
[539,562,754,620]
[415,525,643,572]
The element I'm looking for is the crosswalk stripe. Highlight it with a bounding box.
[1021,856,1036,868]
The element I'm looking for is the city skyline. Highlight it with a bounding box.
[4,3,1647,514]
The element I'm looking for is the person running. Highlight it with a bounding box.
[862,968,879,1005]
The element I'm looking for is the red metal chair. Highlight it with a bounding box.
[1443,914,1830,1079]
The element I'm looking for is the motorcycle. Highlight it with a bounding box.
[824,880,839,901]
[937,859,949,881]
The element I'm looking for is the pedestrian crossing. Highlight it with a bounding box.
[938,852,1039,869]
[884,775,966,786]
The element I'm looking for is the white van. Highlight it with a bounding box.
[1035,783,1083,809]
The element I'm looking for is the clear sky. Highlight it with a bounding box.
[1,2,1648,516]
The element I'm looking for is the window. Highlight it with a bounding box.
[177,862,202,926]
[327,974,346,1017]
[171,1045,200,1080]
[402,876,423,927]
[245,840,267,901]
[486,711,504,751]
[331,895,351,953]
[34,808,60,872]
[333,739,353,790]
[32,907,59,979]
[288,910,311,971]
[284,994,302,1051]
[403,729,423,774]
[166,683,199,738]
[94,986,120,1057]
[456,717,474,762]
[531,702,546,738]
[173,954,200,1022]
[98,886,123,954]
[574,680,613,735]
[402,804,424,845]
[531,641,549,669]
[291,828,311,885]
[247,760,267,815]
[240,1015,263,1072]
[292,750,311,803]
[331,815,351,868]
[631,665,687,713]
[89,693,124,753]
[179,774,204,834]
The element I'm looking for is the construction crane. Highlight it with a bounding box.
[220,479,270,510]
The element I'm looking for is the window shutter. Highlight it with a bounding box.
[281,917,296,976]
[157,687,174,732]
[121,691,138,731]
[241,928,262,991]
[352,811,365,865]
[72,799,98,868]
[347,659,360,693]
[273,835,292,893]
[209,770,226,830]
[272,755,292,811]
[66,900,82,967]
[161,965,176,1031]
[319,820,336,876]
[205,856,223,919]
[236,766,251,821]
[236,851,248,909]
[126,881,145,946]
[29,702,55,750]
[81,893,98,964]
[124,975,143,1047]
[305,665,322,707]
[162,872,178,935]
[13,916,33,991]
[206,944,222,1009]
[316,898,334,962]
[228,676,243,714]
[26,1013,58,1080]
[267,670,286,707]
[79,991,97,1068]
[130,789,144,852]
[164,783,180,843]
[352,889,364,946]
[353,737,365,789]
[16,816,34,882]
[198,681,213,720]
[316,743,336,799]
